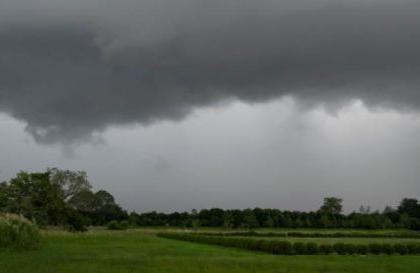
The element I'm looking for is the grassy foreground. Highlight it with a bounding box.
[1,230,420,273]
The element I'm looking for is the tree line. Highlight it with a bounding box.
[129,198,420,230]
[1,169,420,231]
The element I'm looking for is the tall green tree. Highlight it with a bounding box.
[319,197,343,215]
[398,198,420,218]
[4,171,67,226]
[48,168,91,201]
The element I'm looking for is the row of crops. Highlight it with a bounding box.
[194,230,420,239]
[158,232,420,255]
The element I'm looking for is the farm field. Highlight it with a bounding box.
[1,229,420,273]
[240,236,420,244]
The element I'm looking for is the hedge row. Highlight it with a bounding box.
[157,233,420,255]
[194,231,420,239]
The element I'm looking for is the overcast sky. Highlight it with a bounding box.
[1,0,419,213]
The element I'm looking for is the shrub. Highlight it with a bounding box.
[333,243,347,254]
[66,209,87,232]
[119,220,129,229]
[306,242,319,254]
[394,244,409,255]
[106,220,128,230]
[407,243,420,254]
[257,240,272,252]
[319,244,333,254]
[381,244,395,255]
[355,244,368,255]
[0,213,40,250]
[274,241,293,255]
[368,243,382,255]
[344,243,356,255]
[293,242,307,254]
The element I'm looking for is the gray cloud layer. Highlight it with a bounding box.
[1,0,420,143]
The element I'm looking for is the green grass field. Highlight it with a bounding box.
[1,229,420,273]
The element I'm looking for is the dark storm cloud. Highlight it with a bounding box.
[1,0,420,143]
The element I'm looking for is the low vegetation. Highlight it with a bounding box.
[195,230,420,239]
[107,220,129,230]
[1,229,420,273]
[158,232,420,255]
[0,213,40,251]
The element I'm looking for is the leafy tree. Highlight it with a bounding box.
[319,197,343,215]
[91,190,127,225]
[359,205,371,214]
[3,171,67,226]
[94,190,116,207]
[0,182,8,211]
[223,211,234,229]
[318,214,333,228]
[242,209,258,228]
[264,215,275,227]
[48,168,91,201]
[68,190,97,212]
[398,198,420,218]
[1,169,126,230]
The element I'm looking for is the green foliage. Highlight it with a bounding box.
[0,213,40,250]
[48,168,91,201]
[319,197,343,215]
[355,244,368,255]
[305,242,319,254]
[333,243,347,254]
[319,244,334,254]
[293,242,307,254]
[107,220,129,230]
[394,244,409,255]
[398,199,420,218]
[196,231,420,239]
[158,233,420,256]
[1,169,127,231]
[2,168,420,232]
[128,201,420,230]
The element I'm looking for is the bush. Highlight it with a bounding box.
[273,241,293,255]
[119,220,129,229]
[355,244,368,255]
[293,242,307,254]
[333,243,347,254]
[381,244,395,255]
[344,243,356,255]
[66,209,87,232]
[0,213,40,250]
[394,244,409,255]
[319,244,333,254]
[256,239,272,252]
[407,243,420,254]
[368,243,382,255]
[107,220,128,230]
[306,242,319,254]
